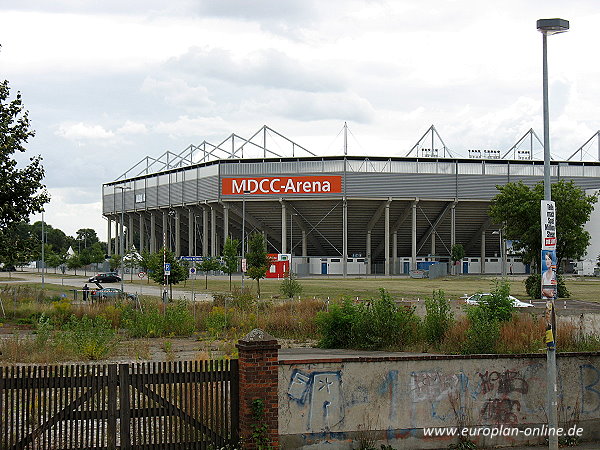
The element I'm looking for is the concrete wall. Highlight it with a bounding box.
[279,353,600,449]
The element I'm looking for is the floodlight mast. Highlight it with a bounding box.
[537,18,568,450]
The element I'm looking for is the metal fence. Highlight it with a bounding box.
[0,360,239,449]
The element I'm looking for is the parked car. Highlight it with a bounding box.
[88,272,121,283]
[464,293,534,308]
[90,287,136,301]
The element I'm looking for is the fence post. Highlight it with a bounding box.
[107,364,117,450]
[119,364,131,450]
[236,329,280,449]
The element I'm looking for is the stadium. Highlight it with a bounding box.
[102,125,600,276]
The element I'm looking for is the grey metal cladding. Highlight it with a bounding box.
[198,176,219,201]
[457,175,509,199]
[183,178,197,203]
[103,193,115,214]
[158,184,169,206]
[171,182,183,205]
[146,186,158,208]
[345,173,457,198]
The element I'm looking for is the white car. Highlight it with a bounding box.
[464,293,534,308]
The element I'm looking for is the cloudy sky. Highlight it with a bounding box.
[2,0,598,240]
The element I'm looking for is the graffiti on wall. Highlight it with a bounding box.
[581,364,600,414]
[288,369,344,432]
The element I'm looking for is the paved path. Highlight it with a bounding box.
[2,271,213,302]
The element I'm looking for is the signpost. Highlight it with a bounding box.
[164,263,171,276]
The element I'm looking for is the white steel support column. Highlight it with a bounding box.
[431,231,436,257]
[128,214,134,251]
[107,218,112,256]
[393,232,398,275]
[302,230,307,259]
[162,211,167,251]
[384,200,390,275]
[188,210,194,256]
[210,206,217,257]
[411,202,417,270]
[175,210,181,257]
[451,202,456,275]
[150,212,156,253]
[119,216,124,255]
[139,213,145,253]
[223,203,229,247]
[343,199,348,278]
[281,201,287,254]
[481,232,486,274]
[366,231,372,274]
[202,206,209,257]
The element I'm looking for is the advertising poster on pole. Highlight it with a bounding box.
[541,200,557,300]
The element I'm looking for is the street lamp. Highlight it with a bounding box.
[491,229,505,276]
[241,190,251,288]
[537,17,568,450]
[114,185,131,292]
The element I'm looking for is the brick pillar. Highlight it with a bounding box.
[236,329,280,449]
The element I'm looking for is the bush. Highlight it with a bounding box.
[316,289,420,350]
[423,289,453,345]
[463,306,500,354]
[123,301,195,338]
[279,271,303,299]
[525,272,570,299]
[204,307,232,337]
[58,315,117,360]
[480,279,514,322]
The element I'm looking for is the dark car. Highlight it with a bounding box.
[88,272,121,283]
[90,287,136,301]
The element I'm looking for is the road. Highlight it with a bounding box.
[2,271,213,302]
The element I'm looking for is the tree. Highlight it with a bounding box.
[221,237,240,290]
[109,254,121,272]
[123,246,142,281]
[489,180,597,267]
[245,233,271,297]
[199,257,222,290]
[0,79,49,231]
[46,252,63,273]
[146,248,188,300]
[75,228,100,249]
[66,253,82,275]
[0,222,36,271]
[450,244,465,275]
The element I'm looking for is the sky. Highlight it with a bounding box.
[1,0,599,241]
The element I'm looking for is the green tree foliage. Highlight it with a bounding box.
[246,232,271,297]
[146,248,188,286]
[489,180,597,266]
[45,252,64,273]
[424,289,454,345]
[280,270,303,299]
[221,237,240,290]
[451,244,465,263]
[525,272,570,299]
[316,289,420,350]
[0,221,36,268]
[0,79,49,230]
[66,253,82,275]
[75,228,100,248]
[462,280,514,354]
[198,257,222,289]
[109,254,121,272]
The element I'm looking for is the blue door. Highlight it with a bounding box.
[463,261,469,274]
[321,262,328,274]
[403,262,410,274]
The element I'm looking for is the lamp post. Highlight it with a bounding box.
[41,211,45,290]
[537,18,568,450]
[114,185,131,292]
[492,229,504,276]
[241,190,251,288]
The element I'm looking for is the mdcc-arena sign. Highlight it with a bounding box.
[222,176,342,195]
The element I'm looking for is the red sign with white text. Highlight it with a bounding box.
[222,176,342,195]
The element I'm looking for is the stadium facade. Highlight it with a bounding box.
[102,126,600,276]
